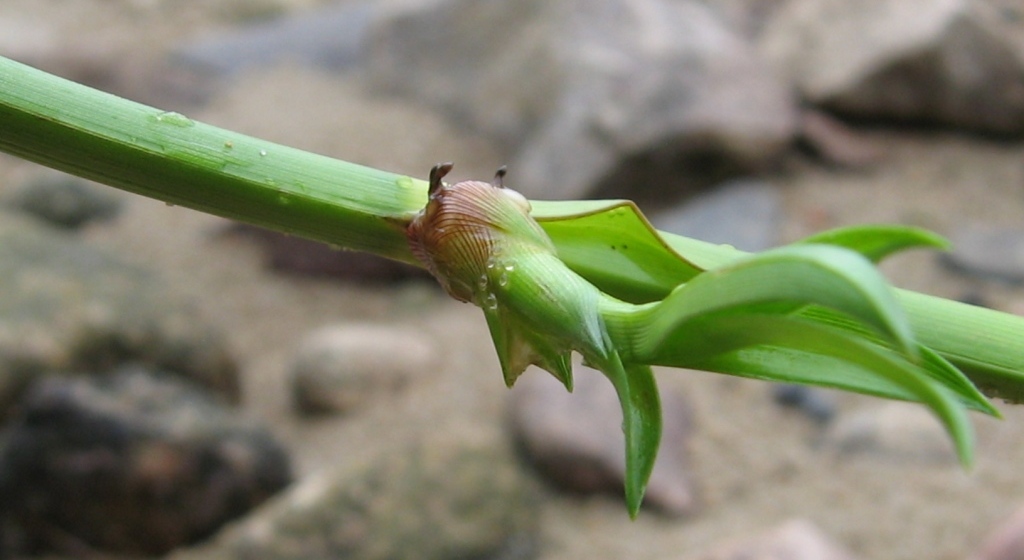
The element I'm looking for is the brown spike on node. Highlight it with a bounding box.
[429,162,454,195]
[493,165,507,188]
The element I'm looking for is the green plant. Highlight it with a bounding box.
[2,56,1022,516]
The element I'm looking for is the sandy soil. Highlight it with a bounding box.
[3,2,1024,559]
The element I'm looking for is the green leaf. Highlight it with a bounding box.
[790,305,998,416]
[626,244,917,360]
[582,353,661,519]
[676,315,974,466]
[533,200,703,302]
[797,224,950,263]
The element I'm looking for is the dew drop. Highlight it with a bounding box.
[504,264,515,272]
[483,293,498,310]
[476,274,489,291]
[497,273,509,287]
[153,111,194,128]
[259,149,268,157]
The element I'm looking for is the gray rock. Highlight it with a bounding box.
[508,367,696,516]
[172,436,539,560]
[290,324,438,416]
[0,16,57,66]
[649,178,782,252]
[762,0,1024,135]
[943,224,1024,283]
[172,2,377,76]
[798,109,884,168]
[0,367,291,557]
[5,172,121,229]
[694,519,858,560]
[0,211,239,414]
[772,384,837,424]
[822,401,956,464]
[971,502,1024,560]
[367,0,797,200]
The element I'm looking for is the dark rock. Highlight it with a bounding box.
[694,518,858,560]
[225,223,431,283]
[172,2,377,77]
[772,384,837,424]
[762,0,1024,135]
[972,502,1024,560]
[5,172,122,229]
[943,225,1024,283]
[508,367,696,516]
[0,210,239,416]
[367,0,797,200]
[290,324,438,416]
[821,401,956,464]
[0,367,292,557]
[172,435,540,560]
[649,178,782,252]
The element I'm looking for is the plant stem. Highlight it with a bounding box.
[0,56,424,263]
[1,55,1023,402]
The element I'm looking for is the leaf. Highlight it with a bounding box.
[626,244,917,360]
[675,315,974,466]
[797,224,950,263]
[533,200,702,302]
[792,305,998,416]
[582,353,661,519]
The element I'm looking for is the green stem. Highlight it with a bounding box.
[1,55,1023,402]
[0,56,424,263]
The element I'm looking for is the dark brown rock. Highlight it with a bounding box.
[225,223,430,283]
[0,367,291,557]
[0,211,239,416]
[172,435,540,560]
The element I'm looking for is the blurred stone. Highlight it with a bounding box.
[772,384,837,424]
[972,502,1024,560]
[943,225,1024,283]
[822,401,956,464]
[290,324,437,416]
[508,367,696,516]
[798,109,883,168]
[694,518,858,560]
[0,16,57,63]
[0,367,291,557]
[0,210,239,415]
[367,0,797,201]
[226,223,431,283]
[694,0,791,38]
[172,2,376,76]
[649,178,782,252]
[171,435,539,560]
[762,0,1024,135]
[5,172,121,229]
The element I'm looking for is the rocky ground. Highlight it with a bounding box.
[3,1,1024,559]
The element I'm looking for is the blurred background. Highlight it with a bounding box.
[2,0,1024,558]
